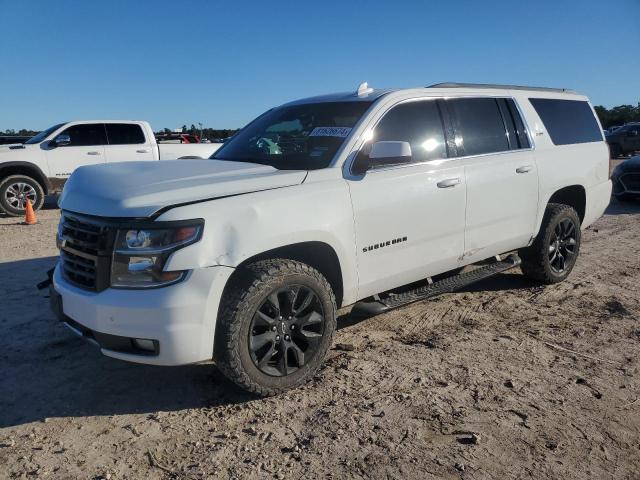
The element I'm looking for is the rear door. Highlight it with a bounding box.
[104,123,155,163]
[347,98,467,298]
[445,97,538,261]
[45,123,107,179]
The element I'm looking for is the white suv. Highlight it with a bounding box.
[51,83,611,395]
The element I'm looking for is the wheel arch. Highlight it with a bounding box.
[547,185,586,223]
[224,241,345,309]
[0,162,50,195]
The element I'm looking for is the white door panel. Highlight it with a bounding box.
[104,123,155,163]
[45,123,108,180]
[45,146,106,179]
[348,162,466,299]
[463,151,538,262]
[104,144,155,163]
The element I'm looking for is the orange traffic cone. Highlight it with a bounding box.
[24,199,37,225]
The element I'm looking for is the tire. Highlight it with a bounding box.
[0,175,45,217]
[609,144,622,159]
[519,203,581,284]
[215,259,337,396]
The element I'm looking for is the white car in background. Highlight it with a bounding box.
[0,120,222,216]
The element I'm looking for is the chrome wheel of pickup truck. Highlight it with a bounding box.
[249,285,325,377]
[0,175,45,217]
[216,259,336,396]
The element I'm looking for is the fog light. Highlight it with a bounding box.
[133,338,156,352]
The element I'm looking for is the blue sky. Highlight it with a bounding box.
[1,0,638,131]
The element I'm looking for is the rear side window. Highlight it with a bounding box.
[447,98,510,156]
[529,98,602,145]
[105,123,146,145]
[497,99,530,149]
[373,99,447,163]
[60,124,107,146]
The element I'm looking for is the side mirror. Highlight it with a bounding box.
[352,141,413,175]
[52,134,71,147]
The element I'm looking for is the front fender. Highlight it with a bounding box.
[156,179,359,305]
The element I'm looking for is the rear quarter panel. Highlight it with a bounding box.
[513,91,610,234]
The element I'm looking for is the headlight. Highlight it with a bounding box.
[111,221,203,288]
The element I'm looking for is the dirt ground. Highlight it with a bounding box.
[1,194,639,480]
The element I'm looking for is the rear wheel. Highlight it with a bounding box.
[0,175,45,217]
[519,203,581,284]
[215,259,336,396]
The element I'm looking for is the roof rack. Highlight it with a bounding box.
[427,82,575,94]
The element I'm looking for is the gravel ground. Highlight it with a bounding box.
[0,195,639,479]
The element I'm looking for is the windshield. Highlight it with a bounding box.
[25,123,67,145]
[211,102,372,170]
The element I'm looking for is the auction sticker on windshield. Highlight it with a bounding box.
[308,127,352,137]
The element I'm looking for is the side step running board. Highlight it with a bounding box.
[351,254,521,316]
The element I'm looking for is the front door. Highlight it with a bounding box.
[347,98,467,299]
[45,123,107,181]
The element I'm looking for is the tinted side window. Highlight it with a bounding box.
[529,98,602,145]
[507,99,530,149]
[495,99,531,150]
[105,123,146,145]
[448,98,509,156]
[60,124,107,146]
[373,100,447,163]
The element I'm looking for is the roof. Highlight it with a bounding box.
[281,81,581,107]
[427,82,576,94]
[282,89,394,106]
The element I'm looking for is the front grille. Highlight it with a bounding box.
[620,173,640,192]
[59,212,115,291]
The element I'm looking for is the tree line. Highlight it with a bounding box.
[594,103,640,129]
[2,103,639,138]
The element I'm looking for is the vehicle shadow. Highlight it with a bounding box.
[337,271,536,331]
[0,256,254,429]
[604,196,640,215]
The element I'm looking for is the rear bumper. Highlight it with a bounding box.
[583,180,612,228]
[51,262,234,365]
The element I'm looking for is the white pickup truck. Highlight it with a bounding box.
[0,120,222,216]
[51,83,611,396]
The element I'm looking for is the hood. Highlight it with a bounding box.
[614,155,640,174]
[59,159,307,218]
[0,143,38,157]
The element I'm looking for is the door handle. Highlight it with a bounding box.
[437,177,461,188]
[136,149,150,153]
[516,165,533,174]
[87,151,101,155]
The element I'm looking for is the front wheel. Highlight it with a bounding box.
[215,259,336,396]
[519,203,581,284]
[0,175,45,217]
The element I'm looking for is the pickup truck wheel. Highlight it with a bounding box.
[216,259,336,396]
[0,175,45,217]
[519,203,581,284]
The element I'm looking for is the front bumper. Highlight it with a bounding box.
[51,262,234,365]
[612,172,640,196]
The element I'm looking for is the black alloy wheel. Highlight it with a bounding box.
[548,218,578,274]
[249,285,325,377]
